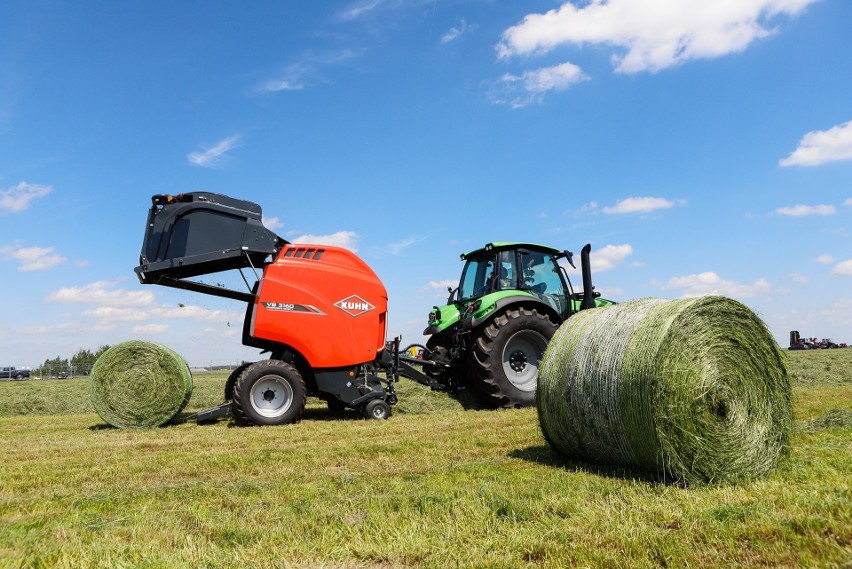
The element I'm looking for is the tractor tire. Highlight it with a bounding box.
[224,362,252,401]
[232,360,307,426]
[469,307,557,408]
[425,334,452,384]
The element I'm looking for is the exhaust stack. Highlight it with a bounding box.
[580,243,596,311]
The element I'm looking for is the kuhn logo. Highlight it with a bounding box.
[334,295,375,317]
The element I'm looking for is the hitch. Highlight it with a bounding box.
[382,337,453,391]
[196,403,233,424]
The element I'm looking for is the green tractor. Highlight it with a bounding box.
[420,242,614,407]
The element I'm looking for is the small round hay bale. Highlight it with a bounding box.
[537,296,792,484]
[90,340,193,428]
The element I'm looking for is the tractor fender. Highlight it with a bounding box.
[468,294,562,330]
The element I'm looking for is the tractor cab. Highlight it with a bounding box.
[455,243,573,320]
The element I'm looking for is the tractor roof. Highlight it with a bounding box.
[461,242,562,261]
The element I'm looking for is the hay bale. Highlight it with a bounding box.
[537,296,792,484]
[90,341,193,428]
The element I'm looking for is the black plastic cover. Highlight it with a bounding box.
[135,192,285,282]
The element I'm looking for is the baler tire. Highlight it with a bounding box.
[224,362,252,401]
[364,399,391,420]
[469,307,557,408]
[232,360,307,426]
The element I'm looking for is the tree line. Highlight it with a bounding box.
[34,346,111,377]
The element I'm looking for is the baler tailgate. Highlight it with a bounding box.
[134,193,286,299]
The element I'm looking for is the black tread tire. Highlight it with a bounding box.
[364,399,391,420]
[469,307,557,408]
[224,362,252,401]
[425,334,452,384]
[232,360,307,426]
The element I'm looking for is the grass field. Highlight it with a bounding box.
[1,349,850,568]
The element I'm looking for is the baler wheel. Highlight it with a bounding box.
[364,399,391,420]
[470,307,557,408]
[232,360,307,426]
[224,362,252,401]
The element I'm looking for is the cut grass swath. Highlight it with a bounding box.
[89,340,193,428]
[538,296,792,484]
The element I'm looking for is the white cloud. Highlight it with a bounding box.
[292,231,360,252]
[816,254,834,264]
[133,324,169,335]
[18,322,80,335]
[187,135,241,168]
[832,260,852,276]
[441,19,470,44]
[789,272,809,284]
[256,65,308,93]
[256,50,361,94]
[603,196,677,214]
[82,306,148,322]
[0,244,66,271]
[384,236,424,255]
[422,279,458,297]
[590,244,633,272]
[338,0,386,21]
[779,120,852,167]
[845,198,852,207]
[662,271,771,298]
[150,304,239,323]
[263,216,284,231]
[497,0,817,73]
[0,181,52,213]
[775,204,837,216]
[47,280,155,307]
[495,62,588,108]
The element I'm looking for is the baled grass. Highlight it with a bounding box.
[538,297,792,485]
[89,341,193,428]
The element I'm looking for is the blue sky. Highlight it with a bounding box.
[1,0,850,367]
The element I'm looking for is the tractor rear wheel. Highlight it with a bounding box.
[470,307,557,408]
[232,360,307,426]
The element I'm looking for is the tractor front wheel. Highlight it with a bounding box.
[233,360,307,426]
[470,307,557,408]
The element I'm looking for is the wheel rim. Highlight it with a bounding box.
[371,404,387,419]
[250,374,294,418]
[501,329,548,392]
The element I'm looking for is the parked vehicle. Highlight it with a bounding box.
[0,366,30,380]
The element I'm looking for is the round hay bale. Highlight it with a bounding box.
[537,296,792,484]
[90,340,193,428]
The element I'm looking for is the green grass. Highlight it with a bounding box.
[0,350,849,568]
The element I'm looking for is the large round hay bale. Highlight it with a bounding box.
[90,340,193,428]
[537,296,792,484]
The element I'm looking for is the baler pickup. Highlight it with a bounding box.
[134,192,285,302]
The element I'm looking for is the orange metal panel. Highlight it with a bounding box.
[250,244,388,368]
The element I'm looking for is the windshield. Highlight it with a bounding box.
[458,251,518,301]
